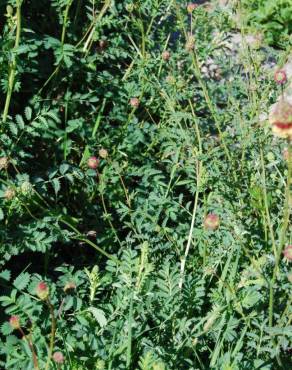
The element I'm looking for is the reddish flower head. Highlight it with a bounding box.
[53,351,64,364]
[9,315,20,330]
[130,97,140,108]
[274,69,287,85]
[204,213,220,231]
[87,156,99,170]
[36,281,49,300]
[187,3,197,13]
[269,99,292,138]
[162,50,170,61]
[283,245,292,261]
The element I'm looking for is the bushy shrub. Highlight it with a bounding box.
[0,0,292,369]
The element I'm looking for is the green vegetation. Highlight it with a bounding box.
[0,1,291,369]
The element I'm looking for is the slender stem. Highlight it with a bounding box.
[44,299,56,370]
[37,0,72,95]
[179,160,202,289]
[2,1,22,124]
[61,0,72,45]
[269,140,292,327]
[19,327,39,369]
[126,292,134,368]
[60,218,119,263]
[260,148,277,257]
[178,99,203,289]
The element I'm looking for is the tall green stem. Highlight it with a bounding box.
[2,1,22,124]
[269,140,292,327]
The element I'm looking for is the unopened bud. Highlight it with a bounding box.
[130,97,139,108]
[99,148,108,159]
[36,281,49,300]
[4,187,15,201]
[204,213,220,231]
[187,3,197,13]
[87,156,99,170]
[53,352,64,364]
[162,50,170,61]
[9,315,20,330]
[0,157,9,170]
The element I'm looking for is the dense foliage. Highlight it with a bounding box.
[241,0,292,47]
[0,0,291,369]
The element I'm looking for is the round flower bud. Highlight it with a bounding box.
[283,245,292,261]
[4,187,16,201]
[0,157,9,170]
[20,181,33,195]
[125,3,135,12]
[187,3,197,13]
[98,40,108,52]
[274,69,287,85]
[87,156,99,169]
[36,281,49,300]
[130,97,139,108]
[99,148,108,159]
[269,99,292,138]
[53,352,64,364]
[162,50,170,61]
[63,281,76,293]
[9,315,20,330]
[204,213,220,231]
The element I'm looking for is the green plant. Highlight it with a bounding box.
[241,0,292,48]
[0,0,292,369]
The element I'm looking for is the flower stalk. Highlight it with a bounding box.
[2,0,22,124]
